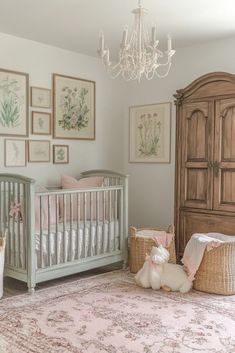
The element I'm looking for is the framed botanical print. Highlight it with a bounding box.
[129,102,171,163]
[32,111,51,135]
[53,145,69,164]
[31,87,51,108]
[0,69,29,137]
[5,139,27,167]
[53,74,95,140]
[28,140,50,163]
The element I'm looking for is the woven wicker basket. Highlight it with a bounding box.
[130,225,176,274]
[193,242,235,295]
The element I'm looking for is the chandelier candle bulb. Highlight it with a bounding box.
[122,27,128,47]
[105,49,110,65]
[99,32,105,56]
[168,35,172,52]
[151,25,156,44]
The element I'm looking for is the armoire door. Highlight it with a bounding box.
[214,98,235,212]
[181,101,213,209]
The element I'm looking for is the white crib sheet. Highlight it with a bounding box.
[8,220,120,269]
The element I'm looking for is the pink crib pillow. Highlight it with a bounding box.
[35,186,57,231]
[60,175,104,221]
[61,175,104,189]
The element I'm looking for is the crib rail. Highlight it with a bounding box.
[35,186,123,269]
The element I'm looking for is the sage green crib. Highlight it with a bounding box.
[0,170,128,293]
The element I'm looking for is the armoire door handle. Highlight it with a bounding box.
[208,161,213,168]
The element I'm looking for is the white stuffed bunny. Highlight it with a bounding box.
[135,245,192,293]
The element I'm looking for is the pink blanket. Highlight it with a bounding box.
[136,230,174,248]
[182,232,235,281]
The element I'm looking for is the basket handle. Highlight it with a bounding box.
[130,226,137,238]
[167,224,175,234]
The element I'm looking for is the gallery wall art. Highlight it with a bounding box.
[5,139,27,167]
[53,145,69,164]
[0,69,98,167]
[31,87,51,109]
[32,111,51,135]
[0,69,29,137]
[53,74,95,140]
[129,102,171,163]
[28,140,50,163]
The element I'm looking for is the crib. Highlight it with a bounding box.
[0,170,128,293]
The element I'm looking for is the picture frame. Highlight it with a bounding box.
[5,139,27,167]
[30,86,51,109]
[53,145,69,164]
[0,69,29,137]
[28,140,50,163]
[32,111,51,135]
[129,102,171,163]
[53,73,95,140]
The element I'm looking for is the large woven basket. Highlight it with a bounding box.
[193,242,235,295]
[130,225,176,273]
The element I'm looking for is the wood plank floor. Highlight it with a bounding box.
[3,263,123,298]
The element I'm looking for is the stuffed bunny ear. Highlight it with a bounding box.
[159,246,170,263]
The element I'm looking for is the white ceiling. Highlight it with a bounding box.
[0,0,235,58]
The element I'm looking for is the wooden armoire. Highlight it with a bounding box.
[174,72,235,258]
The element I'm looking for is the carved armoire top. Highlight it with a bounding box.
[174,72,235,104]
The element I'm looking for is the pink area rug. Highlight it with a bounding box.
[0,270,235,353]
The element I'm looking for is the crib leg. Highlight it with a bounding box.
[123,260,128,269]
[27,276,36,295]
[28,286,35,295]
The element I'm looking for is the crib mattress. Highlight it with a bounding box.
[8,220,120,269]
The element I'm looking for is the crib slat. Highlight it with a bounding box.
[12,183,16,267]
[63,194,66,263]
[114,189,118,250]
[77,193,81,259]
[70,194,73,261]
[18,183,23,269]
[90,192,93,256]
[7,182,11,264]
[47,195,51,267]
[40,196,43,268]
[55,194,59,265]
[83,193,87,258]
[96,191,99,255]
[109,190,112,252]
[103,191,106,253]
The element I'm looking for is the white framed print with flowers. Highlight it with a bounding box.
[53,74,95,140]
[129,102,171,163]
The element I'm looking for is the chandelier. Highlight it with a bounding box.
[98,0,175,82]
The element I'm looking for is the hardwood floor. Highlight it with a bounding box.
[3,262,123,298]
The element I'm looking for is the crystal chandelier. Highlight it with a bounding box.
[98,0,175,82]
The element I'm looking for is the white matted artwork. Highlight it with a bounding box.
[5,139,27,167]
[28,140,50,163]
[32,112,51,135]
[0,69,29,137]
[31,87,51,108]
[53,145,69,164]
[53,74,95,140]
[129,102,171,163]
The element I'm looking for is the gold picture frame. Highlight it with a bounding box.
[53,145,69,164]
[0,69,29,137]
[53,73,95,140]
[129,102,171,163]
[32,111,51,135]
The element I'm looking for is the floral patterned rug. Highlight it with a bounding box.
[0,270,235,353]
